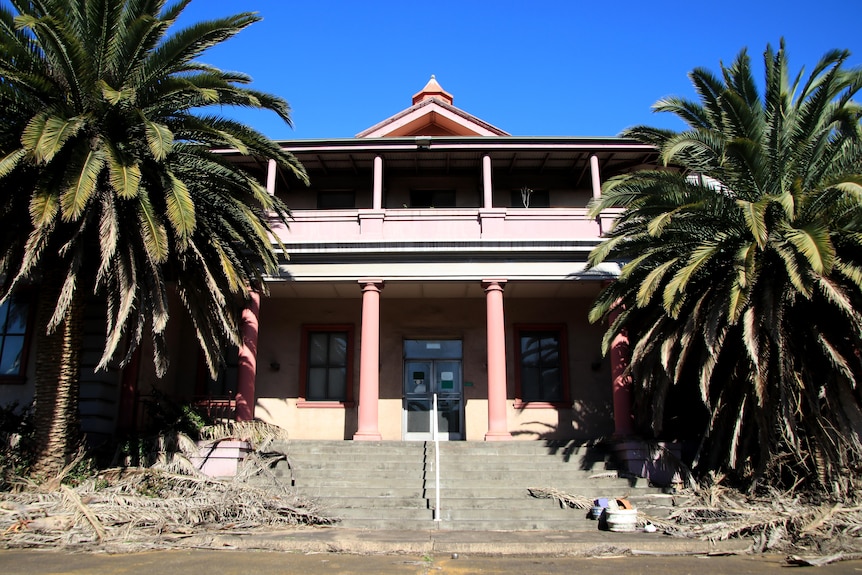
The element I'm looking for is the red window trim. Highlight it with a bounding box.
[297,324,355,408]
[513,323,570,409]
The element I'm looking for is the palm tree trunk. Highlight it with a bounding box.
[30,274,84,479]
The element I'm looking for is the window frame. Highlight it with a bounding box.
[0,293,33,385]
[513,324,570,408]
[298,324,355,408]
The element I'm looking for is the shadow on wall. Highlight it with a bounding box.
[342,404,358,440]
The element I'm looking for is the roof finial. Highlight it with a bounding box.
[413,75,453,105]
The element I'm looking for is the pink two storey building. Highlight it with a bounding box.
[1,77,658,444]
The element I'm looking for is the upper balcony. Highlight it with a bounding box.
[224,136,657,247]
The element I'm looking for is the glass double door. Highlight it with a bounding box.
[402,340,463,440]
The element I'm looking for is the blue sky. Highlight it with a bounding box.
[179,0,862,141]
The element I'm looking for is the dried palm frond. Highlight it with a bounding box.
[528,487,593,510]
[0,466,332,551]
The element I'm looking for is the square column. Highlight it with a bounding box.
[354,279,384,440]
[483,279,512,440]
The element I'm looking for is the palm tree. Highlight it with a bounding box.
[0,0,307,477]
[588,42,862,494]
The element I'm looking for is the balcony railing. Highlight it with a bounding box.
[271,207,622,244]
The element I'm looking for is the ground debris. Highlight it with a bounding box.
[534,477,862,565]
[0,465,332,551]
[528,487,593,510]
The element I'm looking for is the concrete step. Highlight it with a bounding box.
[292,478,427,488]
[436,505,578,521]
[331,506,434,520]
[334,518,440,530]
[422,484,655,499]
[436,518,592,531]
[311,496,430,509]
[279,440,424,454]
[434,471,630,484]
[428,459,617,472]
[271,440,669,531]
[288,460,427,471]
[293,486,426,498]
[332,516,600,531]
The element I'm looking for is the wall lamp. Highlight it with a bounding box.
[415,136,431,149]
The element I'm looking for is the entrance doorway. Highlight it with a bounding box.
[402,340,463,440]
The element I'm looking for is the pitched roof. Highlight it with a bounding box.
[356,76,509,138]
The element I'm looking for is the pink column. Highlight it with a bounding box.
[372,156,383,210]
[482,155,493,209]
[609,307,634,436]
[117,346,142,433]
[354,280,383,440]
[266,158,276,195]
[235,291,260,422]
[589,154,602,200]
[484,280,512,440]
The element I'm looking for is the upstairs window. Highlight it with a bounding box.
[300,325,354,404]
[410,189,456,208]
[514,325,569,406]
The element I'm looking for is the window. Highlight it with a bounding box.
[510,189,550,208]
[299,325,354,405]
[195,346,238,398]
[514,325,569,406]
[0,295,30,383]
[317,190,355,209]
[193,346,239,421]
[409,189,456,208]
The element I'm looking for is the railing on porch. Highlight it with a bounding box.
[271,207,621,244]
[127,392,236,434]
[433,392,441,523]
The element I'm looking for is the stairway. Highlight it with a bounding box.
[270,440,671,531]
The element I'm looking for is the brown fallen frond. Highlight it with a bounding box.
[528,487,593,510]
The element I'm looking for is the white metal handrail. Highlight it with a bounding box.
[433,393,441,522]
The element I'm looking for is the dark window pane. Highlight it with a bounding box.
[519,330,563,402]
[329,334,347,364]
[305,331,349,401]
[307,368,327,400]
[0,302,9,332]
[521,367,541,401]
[328,367,346,398]
[0,299,27,378]
[0,336,23,375]
[308,333,329,365]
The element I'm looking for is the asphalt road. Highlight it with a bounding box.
[2,549,862,574]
